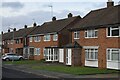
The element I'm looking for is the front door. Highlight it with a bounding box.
[59,49,64,63]
[66,49,72,65]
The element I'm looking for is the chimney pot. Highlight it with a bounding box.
[24,25,27,28]
[68,13,73,18]
[52,17,56,21]
[8,29,10,32]
[107,0,114,8]
[33,22,37,27]
[1,31,3,34]
[13,28,16,31]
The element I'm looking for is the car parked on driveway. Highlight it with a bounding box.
[2,53,24,61]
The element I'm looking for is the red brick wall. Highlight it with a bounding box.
[72,27,119,69]
[29,34,59,60]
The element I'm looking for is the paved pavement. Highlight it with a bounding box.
[2,63,120,80]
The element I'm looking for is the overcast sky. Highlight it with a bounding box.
[0,0,120,33]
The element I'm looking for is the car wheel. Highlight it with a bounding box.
[19,58,23,61]
[5,58,10,61]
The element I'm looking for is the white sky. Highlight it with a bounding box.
[0,0,120,33]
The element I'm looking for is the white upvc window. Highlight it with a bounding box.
[53,34,58,41]
[44,34,50,41]
[43,48,48,57]
[34,36,40,42]
[107,26,120,37]
[29,37,33,42]
[74,31,79,39]
[85,29,98,38]
[34,48,40,55]
[85,48,98,61]
[107,48,120,62]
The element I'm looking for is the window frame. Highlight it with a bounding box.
[44,34,50,41]
[85,29,98,38]
[107,48,120,62]
[85,47,98,61]
[107,26,120,37]
[53,34,58,41]
[74,31,80,39]
[29,37,33,42]
[34,48,40,55]
[34,36,41,42]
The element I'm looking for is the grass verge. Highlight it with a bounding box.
[32,65,118,75]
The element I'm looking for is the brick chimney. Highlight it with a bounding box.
[8,29,10,32]
[52,16,56,21]
[24,25,27,28]
[107,0,114,8]
[68,13,73,18]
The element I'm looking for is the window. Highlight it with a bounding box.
[85,29,98,38]
[85,48,98,60]
[34,36,40,42]
[34,48,40,55]
[29,37,33,42]
[107,26,120,37]
[107,48,120,61]
[44,48,48,57]
[74,31,79,39]
[44,34,50,41]
[53,34,58,41]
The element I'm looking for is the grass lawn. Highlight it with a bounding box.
[2,60,43,65]
[32,65,118,75]
[3,60,118,75]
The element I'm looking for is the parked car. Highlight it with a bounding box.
[2,53,24,61]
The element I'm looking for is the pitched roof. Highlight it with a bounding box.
[71,5,120,31]
[29,16,81,35]
[2,27,36,40]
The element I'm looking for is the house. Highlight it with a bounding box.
[27,13,81,61]
[67,0,120,70]
[2,23,37,58]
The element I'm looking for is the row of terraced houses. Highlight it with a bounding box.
[1,1,120,70]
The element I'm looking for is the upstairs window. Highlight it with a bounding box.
[53,34,58,41]
[107,26,120,37]
[44,34,50,41]
[29,37,33,42]
[34,36,40,42]
[85,29,98,38]
[74,31,79,39]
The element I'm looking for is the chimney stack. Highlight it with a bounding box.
[1,31,3,34]
[13,28,16,31]
[52,16,56,21]
[107,0,114,8]
[33,22,37,27]
[24,25,27,28]
[8,29,10,32]
[68,13,73,18]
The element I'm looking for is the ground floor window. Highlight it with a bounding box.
[107,48,120,61]
[44,48,58,61]
[34,48,40,55]
[29,48,34,56]
[85,48,98,60]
